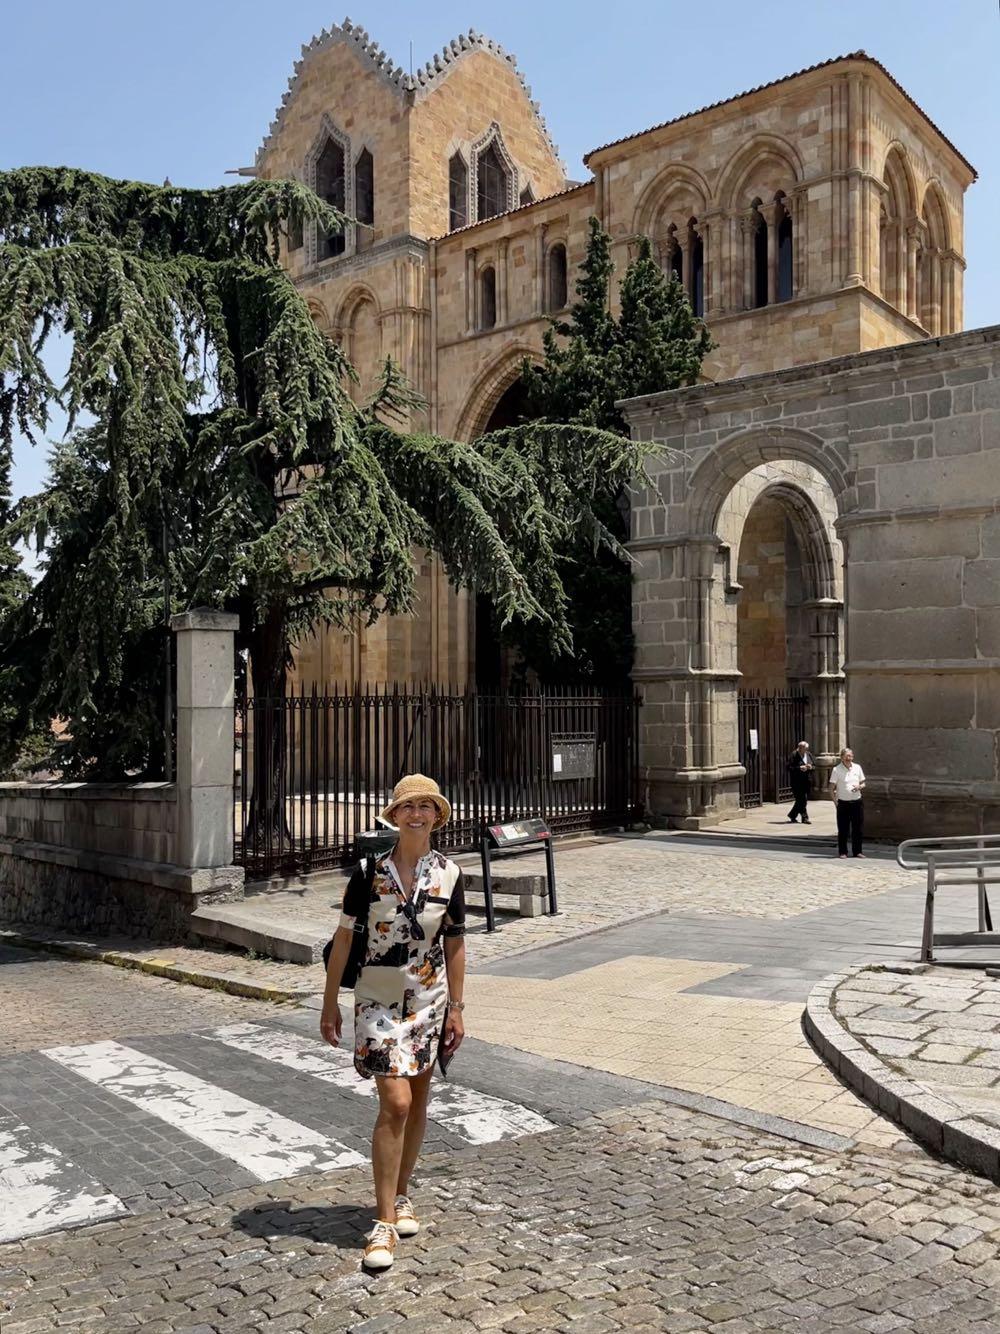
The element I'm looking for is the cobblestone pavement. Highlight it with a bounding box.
[3,1098,1000,1332]
[831,966,1000,1126]
[1,824,918,1000]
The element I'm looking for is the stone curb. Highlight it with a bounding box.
[804,960,1000,1183]
[0,928,311,1004]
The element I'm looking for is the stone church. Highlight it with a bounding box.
[250,21,995,835]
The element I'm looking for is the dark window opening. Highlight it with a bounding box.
[548,243,568,310]
[753,207,768,308]
[690,229,704,317]
[317,137,346,259]
[519,183,534,206]
[449,153,468,231]
[480,266,497,330]
[288,212,303,253]
[670,243,683,285]
[355,150,374,225]
[477,142,508,221]
[777,204,793,303]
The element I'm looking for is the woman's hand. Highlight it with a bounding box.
[319,1004,343,1048]
[443,1009,465,1055]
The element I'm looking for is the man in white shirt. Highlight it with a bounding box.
[829,747,866,858]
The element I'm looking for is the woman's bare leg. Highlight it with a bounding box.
[396,1066,434,1197]
[372,1076,412,1222]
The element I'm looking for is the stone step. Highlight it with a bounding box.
[188,902,330,965]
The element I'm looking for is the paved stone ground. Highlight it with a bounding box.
[0,821,919,1002]
[4,1098,1000,1332]
[832,967,1000,1128]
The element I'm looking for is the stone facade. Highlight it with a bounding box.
[621,325,1000,839]
[249,25,975,689]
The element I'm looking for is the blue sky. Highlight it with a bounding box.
[4,0,997,508]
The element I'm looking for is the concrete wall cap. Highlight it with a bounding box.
[170,609,240,632]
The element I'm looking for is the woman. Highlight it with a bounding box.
[319,774,466,1271]
[829,746,866,858]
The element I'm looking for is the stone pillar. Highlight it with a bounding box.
[535,224,547,314]
[171,609,239,869]
[740,214,756,310]
[760,202,778,306]
[497,237,510,325]
[791,189,807,298]
[464,248,477,333]
[905,226,920,321]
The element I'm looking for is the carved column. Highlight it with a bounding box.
[791,188,807,298]
[464,248,477,333]
[759,202,778,305]
[497,238,510,326]
[905,224,920,321]
[740,214,756,310]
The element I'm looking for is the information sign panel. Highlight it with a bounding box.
[551,732,596,781]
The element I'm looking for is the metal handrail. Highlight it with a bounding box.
[897,833,1000,870]
[897,833,1000,965]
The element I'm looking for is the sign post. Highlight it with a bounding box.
[479,817,558,932]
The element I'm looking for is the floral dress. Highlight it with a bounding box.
[340,848,466,1079]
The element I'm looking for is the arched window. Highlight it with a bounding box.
[752,203,768,308]
[449,153,468,232]
[688,221,704,317]
[477,142,508,221]
[519,183,535,207]
[480,266,497,330]
[548,243,568,311]
[776,194,793,302]
[355,151,374,226]
[316,137,346,259]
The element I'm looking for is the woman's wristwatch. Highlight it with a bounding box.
[447,1000,465,1012]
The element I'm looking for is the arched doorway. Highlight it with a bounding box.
[711,459,845,815]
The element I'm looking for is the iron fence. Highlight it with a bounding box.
[738,689,808,808]
[235,682,642,880]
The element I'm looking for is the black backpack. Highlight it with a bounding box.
[322,856,378,988]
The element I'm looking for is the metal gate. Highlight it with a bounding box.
[235,682,642,880]
[738,689,808,808]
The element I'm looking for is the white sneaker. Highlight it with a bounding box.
[363,1220,398,1270]
[394,1194,419,1237]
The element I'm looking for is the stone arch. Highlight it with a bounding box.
[455,343,540,441]
[920,178,951,250]
[305,297,330,331]
[332,282,381,333]
[880,141,918,218]
[341,291,382,402]
[714,134,804,210]
[688,426,852,534]
[633,162,711,237]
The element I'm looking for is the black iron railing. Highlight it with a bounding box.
[235,682,642,880]
[738,689,808,808]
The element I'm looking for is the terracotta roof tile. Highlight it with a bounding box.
[583,51,976,179]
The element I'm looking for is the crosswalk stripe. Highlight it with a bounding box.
[0,1113,128,1243]
[41,1040,366,1181]
[198,1023,555,1145]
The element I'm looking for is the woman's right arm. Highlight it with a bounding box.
[319,926,354,1047]
[319,863,370,1047]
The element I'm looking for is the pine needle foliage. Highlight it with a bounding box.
[510,219,714,686]
[0,169,656,778]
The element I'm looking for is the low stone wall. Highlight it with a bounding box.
[0,782,177,864]
[0,842,243,942]
[0,610,245,941]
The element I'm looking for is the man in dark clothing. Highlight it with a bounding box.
[787,740,814,823]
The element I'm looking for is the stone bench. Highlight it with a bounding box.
[461,870,549,918]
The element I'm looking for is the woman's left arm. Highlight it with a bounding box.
[442,869,467,1052]
[443,935,466,1052]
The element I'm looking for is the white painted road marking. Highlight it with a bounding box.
[41,1040,366,1181]
[199,1022,555,1144]
[0,1113,127,1243]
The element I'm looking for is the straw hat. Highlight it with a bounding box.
[380,774,452,829]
